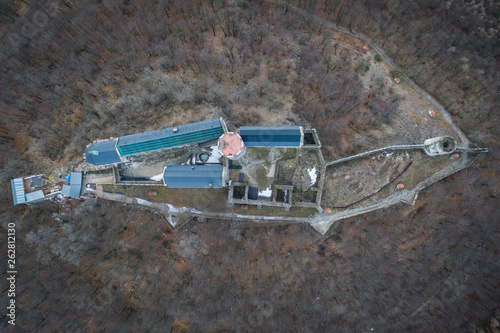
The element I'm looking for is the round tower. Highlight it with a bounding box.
[424,136,456,156]
[218,132,246,160]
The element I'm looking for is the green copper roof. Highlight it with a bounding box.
[116,119,224,156]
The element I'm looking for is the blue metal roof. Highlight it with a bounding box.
[163,165,224,188]
[62,184,70,196]
[70,172,82,184]
[25,190,45,202]
[11,178,47,205]
[63,172,83,198]
[247,186,258,200]
[85,140,122,166]
[11,178,26,205]
[116,118,224,156]
[239,126,302,147]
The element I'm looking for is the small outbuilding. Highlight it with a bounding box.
[62,172,83,198]
[11,178,48,205]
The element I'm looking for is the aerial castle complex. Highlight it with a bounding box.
[84,118,321,205]
[11,115,486,234]
[6,1,488,236]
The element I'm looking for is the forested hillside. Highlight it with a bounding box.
[293,0,499,144]
[0,0,498,331]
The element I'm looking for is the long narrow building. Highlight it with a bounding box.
[163,165,224,188]
[239,126,303,147]
[116,118,224,156]
[85,118,225,166]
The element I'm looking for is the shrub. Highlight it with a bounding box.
[390,70,403,78]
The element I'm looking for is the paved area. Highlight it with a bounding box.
[82,172,114,185]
